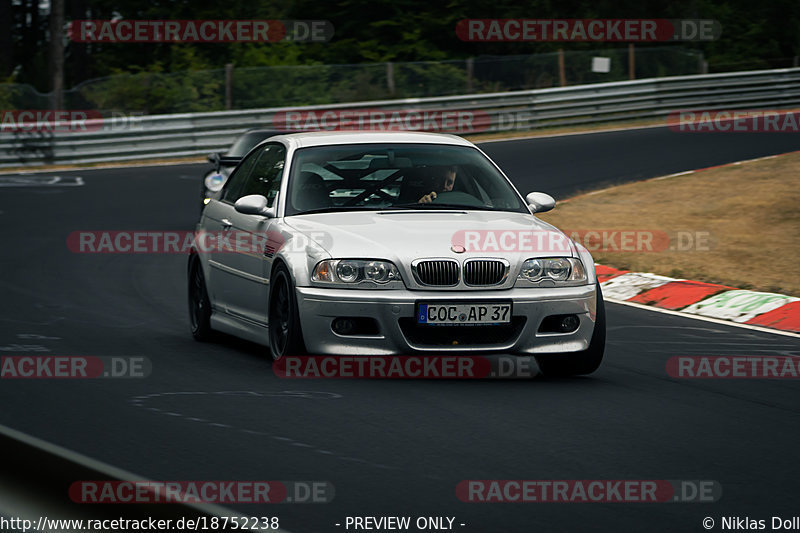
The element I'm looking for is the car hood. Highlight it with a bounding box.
[283,210,575,262]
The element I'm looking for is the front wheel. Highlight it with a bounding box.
[268,264,307,359]
[189,256,215,341]
[535,282,606,377]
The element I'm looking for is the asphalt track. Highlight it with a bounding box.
[1,126,800,533]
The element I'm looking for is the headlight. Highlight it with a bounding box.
[336,261,360,283]
[204,173,226,192]
[516,257,587,286]
[313,259,404,288]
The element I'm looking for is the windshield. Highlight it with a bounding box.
[285,143,528,215]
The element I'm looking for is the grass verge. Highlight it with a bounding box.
[538,151,800,297]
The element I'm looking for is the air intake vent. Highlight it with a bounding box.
[464,259,507,286]
[413,260,459,286]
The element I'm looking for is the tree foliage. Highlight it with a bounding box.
[2,0,798,106]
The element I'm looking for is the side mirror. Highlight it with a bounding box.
[207,152,221,164]
[525,192,556,213]
[219,156,242,168]
[234,194,275,218]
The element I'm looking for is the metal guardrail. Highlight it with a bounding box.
[0,423,274,533]
[2,67,799,167]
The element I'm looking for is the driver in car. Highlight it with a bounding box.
[418,166,457,203]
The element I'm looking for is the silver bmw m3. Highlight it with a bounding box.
[188,131,605,376]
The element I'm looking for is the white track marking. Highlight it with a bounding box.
[600,273,677,301]
[0,176,84,187]
[605,298,800,339]
[681,290,799,323]
[130,391,400,472]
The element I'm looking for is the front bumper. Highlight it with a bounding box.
[295,284,598,355]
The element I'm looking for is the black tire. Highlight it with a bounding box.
[188,255,215,341]
[268,263,307,359]
[535,282,606,377]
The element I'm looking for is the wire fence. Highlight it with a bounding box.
[3,67,799,167]
[0,47,712,114]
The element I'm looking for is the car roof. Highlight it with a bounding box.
[267,131,474,149]
[241,129,287,136]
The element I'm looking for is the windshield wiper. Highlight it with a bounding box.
[296,203,501,215]
[294,206,377,215]
[388,203,497,211]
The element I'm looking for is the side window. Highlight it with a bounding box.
[221,149,261,203]
[238,143,286,205]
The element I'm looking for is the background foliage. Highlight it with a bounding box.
[1,0,798,111]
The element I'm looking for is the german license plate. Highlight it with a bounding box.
[417,302,512,326]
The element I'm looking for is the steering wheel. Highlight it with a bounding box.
[431,190,485,207]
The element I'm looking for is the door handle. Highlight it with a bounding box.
[221,218,233,229]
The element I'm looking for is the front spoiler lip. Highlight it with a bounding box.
[296,283,595,302]
[294,284,597,355]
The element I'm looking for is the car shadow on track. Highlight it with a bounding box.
[201,332,609,384]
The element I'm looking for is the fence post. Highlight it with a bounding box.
[558,49,566,87]
[387,62,395,95]
[466,57,474,93]
[697,52,710,74]
[225,64,233,110]
[49,0,64,110]
[628,44,635,80]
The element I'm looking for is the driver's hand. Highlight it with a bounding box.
[418,191,437,203]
